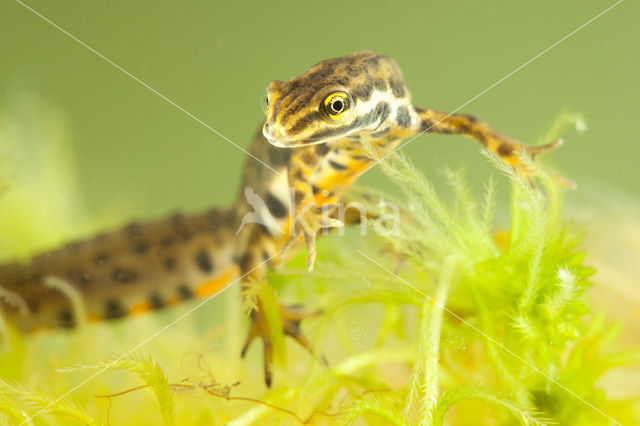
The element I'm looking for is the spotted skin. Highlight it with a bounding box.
[0,51,562,385]
[0,210,238,332]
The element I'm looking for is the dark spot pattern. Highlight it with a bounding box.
[57,309,75,329]
[293,170,304,181]
[178,285,193,300]
[294,190,305,204]
[66,268,92,286]
[125,223,142,240]
[134,241,151,254]
[177,227,194,241]
[265,193,287,219]
[195,249,214,273]
[27,299,40,314]
[104,299,126,319]
[257,222,271,235]
[109,267,138,284]
[315,143,330,156]
[164,257,177,271]
[161,236,175,247]
[421,119,437,133]
[236,252,253,273]
[149,293,166,309]
[94,252,110,266]
[300,150,316,165]
[268,143,293,166]
[497,143,513,157]
[170,214,185,227]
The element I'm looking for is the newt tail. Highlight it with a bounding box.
[0,209,240,332]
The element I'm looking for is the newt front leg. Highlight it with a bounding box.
[282,146,343,272]
[413,108,563,178]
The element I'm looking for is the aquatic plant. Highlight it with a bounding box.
[0,110,637,425]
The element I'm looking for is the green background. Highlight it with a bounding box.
[0,0,638,241]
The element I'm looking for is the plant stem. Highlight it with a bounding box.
[421,256,456,426]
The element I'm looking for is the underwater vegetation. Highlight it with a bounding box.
[0,104,638,425]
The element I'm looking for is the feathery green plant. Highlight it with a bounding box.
[0,109,638,425]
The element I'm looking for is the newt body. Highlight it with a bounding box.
[0,51,561,384]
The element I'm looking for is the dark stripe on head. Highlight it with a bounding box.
[301,64,340,85]
[364,56,381,71]
[378,102,391,123]
[281,92,316,125]
[265,192,287,219]
[306,123,356,142]
[288,110,322,136]
[372,77,387,91]
[389,78,406,98]
[358,102,391,130]
[396,106,412,127]
[352,83,373,102]
[308,101,391,142]
[370,127,390,138]
[344,64,362,78]
[329,160,348,171]
[271,92,295,125]
[351,154,371,161]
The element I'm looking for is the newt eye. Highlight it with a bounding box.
[322,91,350,120]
